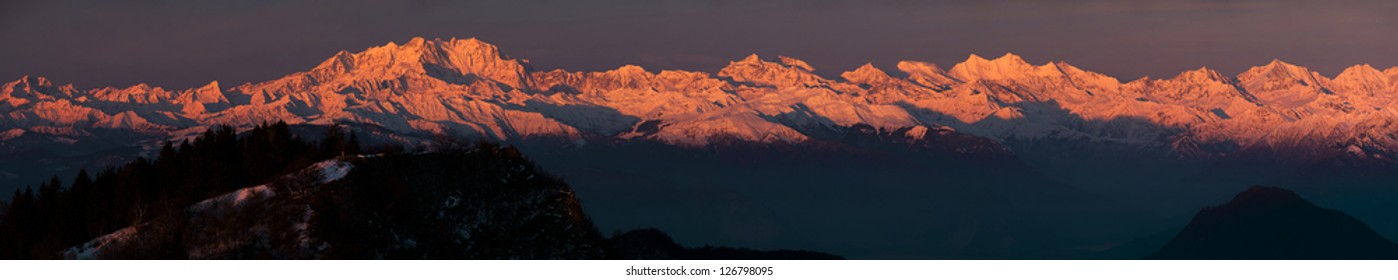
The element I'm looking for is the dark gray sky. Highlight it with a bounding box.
[3,0,1398,89]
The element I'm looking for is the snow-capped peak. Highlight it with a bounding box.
[179,80,228,105]
[1236,59,1334,109]
[1332,64,1392,97]
[307,37,533,89]
[994,52,1029,65]
[948,52,1036,81]
[777,56,816,72]
[583,64,656,90]
[19,75,52,87]
[841,63,891,84]
[896,61,959,88]
[1335,64,1386,84]
[608,64,650,75]
[964,53,989,63]
[718,54,829,88]
[726,54,816,73]
[1240,59,1318,82]
[197,80,221,92]
[737,53,763,64]
[1173,67,1231,83]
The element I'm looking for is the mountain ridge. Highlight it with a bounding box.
[1148,186,1398,259]
[5,36,1398,164]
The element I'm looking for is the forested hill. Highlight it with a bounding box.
[0,121,358,259]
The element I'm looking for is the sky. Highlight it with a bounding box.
[3,0,1398,89]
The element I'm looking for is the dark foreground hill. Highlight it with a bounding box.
[1148,186,1398,259]
[0,124,838,259]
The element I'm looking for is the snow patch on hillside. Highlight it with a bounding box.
[312,159,353,183]
[62,226,138,260]
[61,159,354,259]
[189,185,274,212]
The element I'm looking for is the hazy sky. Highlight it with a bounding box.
[3,0,1398,89]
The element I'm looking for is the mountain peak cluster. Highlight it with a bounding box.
[5,37,1398,162]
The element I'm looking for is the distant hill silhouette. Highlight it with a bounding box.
[1148,186,1398,259]
[607,228,842,260]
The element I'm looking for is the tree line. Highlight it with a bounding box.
[0,121,359,259]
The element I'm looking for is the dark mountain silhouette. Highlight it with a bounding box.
[607,228,842,260]
[1148,186,1398,259]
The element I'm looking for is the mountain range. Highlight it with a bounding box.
[5,37,1398,161]
[5,37,1398,258]
[8,37,1398,210]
